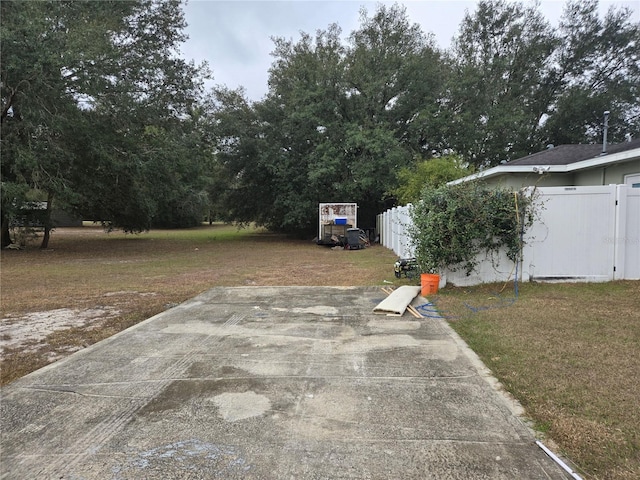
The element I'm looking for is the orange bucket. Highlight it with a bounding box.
[420,273,440,296]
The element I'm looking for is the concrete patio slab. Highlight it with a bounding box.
[1,286,571,479]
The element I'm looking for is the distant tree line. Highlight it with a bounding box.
[2,0,638,247]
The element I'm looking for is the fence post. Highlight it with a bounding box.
[391,207,397,253]
[614,184,633,280]
[383,210,389,247]
[400,204,414,258]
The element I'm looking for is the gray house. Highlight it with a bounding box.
[450,139,640,188]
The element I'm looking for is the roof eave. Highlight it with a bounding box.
[447,165,566,185]
[449,147,640,185]
[566,147,640,172]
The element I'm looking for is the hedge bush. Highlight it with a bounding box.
[410,182,535,274]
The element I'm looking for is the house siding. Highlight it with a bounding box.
[572,159,640,185]
[606,159,640,184]
[574,168,604,186]
[482,173,574,189]
[473,159,640,189]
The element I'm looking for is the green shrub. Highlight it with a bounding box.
[410,182,535,274]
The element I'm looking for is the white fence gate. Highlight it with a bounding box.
[377,185,640,285]
[616,185,640,279]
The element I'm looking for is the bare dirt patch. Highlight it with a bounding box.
[0,306,120,352]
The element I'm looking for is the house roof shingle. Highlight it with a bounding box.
[507,138,640,166]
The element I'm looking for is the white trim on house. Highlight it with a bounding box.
[449,165,548,184]
[570,147,640,170]
[449,146,640,185]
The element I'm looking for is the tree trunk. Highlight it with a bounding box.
[1,211,12,248]
[40,193,54,249]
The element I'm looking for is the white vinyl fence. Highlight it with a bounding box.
[377,204,415,259]
[377,185,640,286]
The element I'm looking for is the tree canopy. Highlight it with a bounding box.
[1,0,211,247]
[390,154,473,205]
[2,0,638,246]
[444,0,639,165]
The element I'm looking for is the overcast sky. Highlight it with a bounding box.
[180,0,639,101]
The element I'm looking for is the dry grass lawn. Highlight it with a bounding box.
[0,224,402,384]
[434,281,640,480]
[1,224,638,480]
